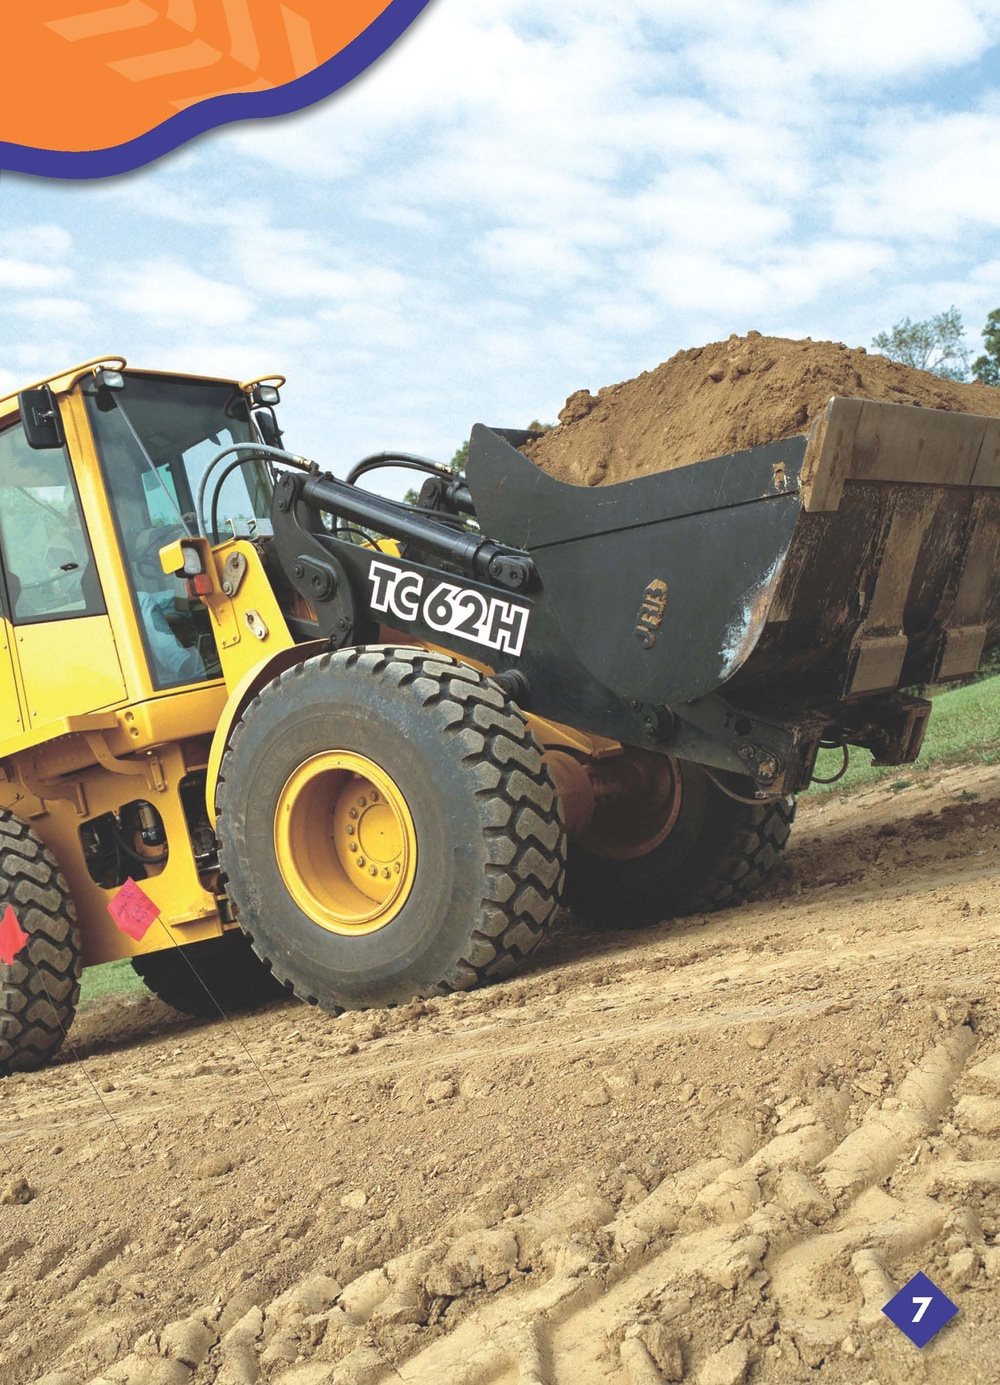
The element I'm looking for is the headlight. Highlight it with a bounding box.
[181,544,204,576]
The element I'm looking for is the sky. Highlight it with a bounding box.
[1,0,999,476]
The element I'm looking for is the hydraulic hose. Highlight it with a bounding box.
[195,443,313,538]
[345,452,454,486]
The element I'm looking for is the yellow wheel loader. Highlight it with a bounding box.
[0,357,996,1072]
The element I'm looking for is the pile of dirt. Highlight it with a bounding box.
[524,332,1000,487]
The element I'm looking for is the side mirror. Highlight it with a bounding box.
[19,386,65,450]
[254,407,283,449]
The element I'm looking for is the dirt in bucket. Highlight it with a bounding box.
[524,332,1000,486]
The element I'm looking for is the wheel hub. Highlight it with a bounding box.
[575,752,683,861]
[273,751,417,935]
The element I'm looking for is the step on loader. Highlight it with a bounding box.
[0,358,996,1070]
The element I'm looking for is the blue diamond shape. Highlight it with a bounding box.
[882,1271,958,1347]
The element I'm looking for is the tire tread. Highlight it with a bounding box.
[0,813,80,1075]
[132,932,284,1017]
[216,647,566,1007]
[681,795,796,912]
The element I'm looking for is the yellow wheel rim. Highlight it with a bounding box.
[273,751,417,936]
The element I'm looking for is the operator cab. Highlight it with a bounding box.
[1,363,280,708]
[76,370,275,691]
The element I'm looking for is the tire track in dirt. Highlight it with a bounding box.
[3,761,998,1383]
[40,1019,1000,1383]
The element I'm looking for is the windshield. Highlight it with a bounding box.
[84,373,274,690]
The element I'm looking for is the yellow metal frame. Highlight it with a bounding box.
[160,536,311,824]
[0,357,628,975]
[0,356,271,421]
[0,356,127,416]
[0,363,260,967]
[0,736,222,966]
[239,372,287,392]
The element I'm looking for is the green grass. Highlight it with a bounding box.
[78,956,145,1009]
[813,674,1000,795]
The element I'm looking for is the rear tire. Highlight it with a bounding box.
[216,647,566,1010]
[565,761,794,930]
[131,931,285,1018]
[0,813,81,1075]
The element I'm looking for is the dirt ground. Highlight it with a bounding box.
[2,758,999,1385]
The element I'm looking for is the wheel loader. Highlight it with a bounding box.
[0,356,997,1072]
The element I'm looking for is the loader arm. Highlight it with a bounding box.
[244,396,998,797]
[167,394,998,800]
[259,464,805,791]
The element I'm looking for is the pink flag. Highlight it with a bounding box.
[0,905,28,966]
[108,877,160,941]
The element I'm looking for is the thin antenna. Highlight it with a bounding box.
[107,877,291,1133]
[152,921,291,1133]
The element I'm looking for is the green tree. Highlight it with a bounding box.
[972,308,1000,386]
[872,305,971,381]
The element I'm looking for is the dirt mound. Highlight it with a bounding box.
[525,333,1000,487]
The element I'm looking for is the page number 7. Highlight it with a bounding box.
[912,1296,933,1322]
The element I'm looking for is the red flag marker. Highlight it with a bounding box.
[108,878,160,941]
[0,905,29,966]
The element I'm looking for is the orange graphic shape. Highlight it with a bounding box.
[4,1,393,153]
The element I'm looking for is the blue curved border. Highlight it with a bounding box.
[0,0,432,180]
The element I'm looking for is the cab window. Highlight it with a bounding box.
[84,374,271,690]
[0,419,104,624]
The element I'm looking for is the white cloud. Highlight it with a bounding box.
[1,0,997,470]
[629,167,793,251]
[476,228,594,285]
[639,236,895,316]
[0,257,73,290]
[8,295,89,323]
[228,227,411,307]
[105,260,253,327]
[829,110,1000,240]
[0,223,73,260]
[0,220,74,293]
[785,0,990,81]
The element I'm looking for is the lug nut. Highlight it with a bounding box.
[382,868,391,880]
[345,824,355,835]
[356,856,366,868]
[349,808,358,820]
[369,866,378,877]
[394,863,401,874]
[358,796,367,807]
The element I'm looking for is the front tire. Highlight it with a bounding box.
[216,648,566,1010]
[565,760,794,930]
[0,813,81,1075]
